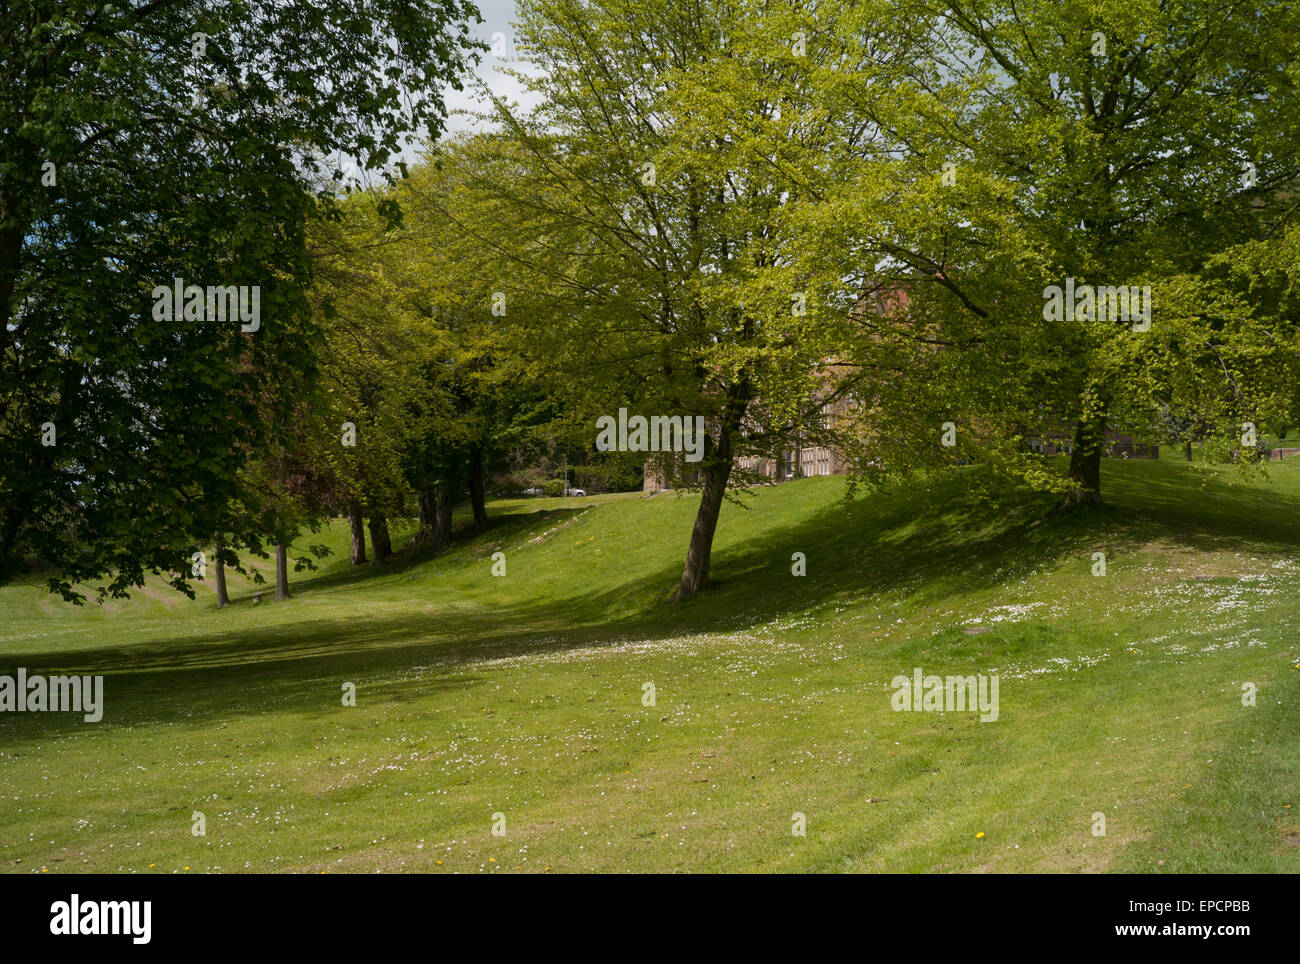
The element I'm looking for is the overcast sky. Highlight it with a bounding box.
[341,1,535,186]
[442,0,539,135]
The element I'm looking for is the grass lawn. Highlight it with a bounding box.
[0,457,1296,873]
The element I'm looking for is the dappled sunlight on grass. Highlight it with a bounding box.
[0,458,1296,872]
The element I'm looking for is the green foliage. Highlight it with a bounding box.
[0,0,482,598]
[302,144,558,539]
[13,0,1300,603]
[473,0,867,469]
[793,0,1300,499]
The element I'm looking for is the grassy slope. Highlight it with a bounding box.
[0,458,1296,873]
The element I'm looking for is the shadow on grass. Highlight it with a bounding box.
[290,506,582,594]
[0,478,1052,731]
[4,460,1299,741]
[1104,459,1300,550]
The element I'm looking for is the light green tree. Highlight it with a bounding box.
[470,0,883,598]
[802,0,1300,503]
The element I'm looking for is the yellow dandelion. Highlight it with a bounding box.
[975,832,985,839]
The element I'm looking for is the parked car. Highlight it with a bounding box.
[565,487,586,497]
[523,486,544,496]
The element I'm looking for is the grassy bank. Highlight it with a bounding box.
[1,458,1296,872]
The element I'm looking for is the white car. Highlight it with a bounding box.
[565,487,586,497]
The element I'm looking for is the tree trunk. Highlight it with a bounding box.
[469,443,488,530]
[0,492,32,586]
[672,429,735,600]
[275,452,290,599]
[214,532,229,608]
[347,500,367,565]
[434,483,454,549]
[369,513,392,564]
[412,485,454,549]
[672,387,749,601]
[409,487,436,546]
[275,543,289,600]
[1184,440,1193,461]
[0,194,25,340]
[1064,417,1104,506]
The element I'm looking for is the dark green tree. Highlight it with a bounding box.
[0,0,481,599]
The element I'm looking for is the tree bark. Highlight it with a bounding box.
[672,385,750,601]
[469,443,488,530]
[434,483,454,549]
[1184,440,1193,461]
[0,493,31,586]
[214,532,229,608]
[369,512,392,564]
[347,499,367,565]
[412,484,454,549]
[0,184,26,341]
[1064,417,1105,506]
[410,487,436,546]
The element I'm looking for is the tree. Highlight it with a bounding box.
[805,0,1300,504]
[393,148,558,542]
[0,0,482,599]
[472,0,875,599]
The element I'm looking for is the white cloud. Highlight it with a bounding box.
[442,0,544,137]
